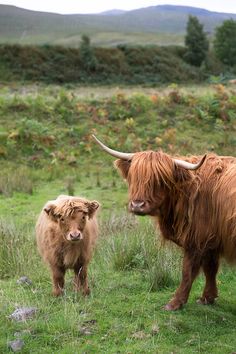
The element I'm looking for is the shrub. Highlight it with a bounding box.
[0,44,203,85]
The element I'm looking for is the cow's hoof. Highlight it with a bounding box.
[196,297,215,305]
[164,302,183,311]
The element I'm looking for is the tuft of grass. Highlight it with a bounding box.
[0,218,37,279]
[146,243,181,291]
[64,176,76,196]
[99,214,181,289]
[0,166,35,197]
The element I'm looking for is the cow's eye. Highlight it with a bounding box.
[60,217,65,222]
[82,215,85,220]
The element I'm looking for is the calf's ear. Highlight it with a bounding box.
[87,201,100,219]
[44,203,58,221]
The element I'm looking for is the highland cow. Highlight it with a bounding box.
[93,134,236,310]
[36,195,100,297]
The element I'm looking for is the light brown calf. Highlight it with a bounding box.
[36,195,100,296]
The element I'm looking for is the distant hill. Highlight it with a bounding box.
[99,9,127,16]
[0,4,236,47]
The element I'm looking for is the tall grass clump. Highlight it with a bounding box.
[0,218,37,278]
[146,243,181,291]
[0,166,35,197]
[64,176,76,196]
[99,213,181,289]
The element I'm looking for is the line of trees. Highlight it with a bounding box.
[79,16,236,78]
[184,15,236,69]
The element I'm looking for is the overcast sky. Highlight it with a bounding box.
[1,0,236,14]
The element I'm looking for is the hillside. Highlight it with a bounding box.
[0,83,235,169]
[0,44,202,85]
[0,4,236,47]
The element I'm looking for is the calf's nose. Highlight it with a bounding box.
[70,231,82,241]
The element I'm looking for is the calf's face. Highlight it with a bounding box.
[59,211,86,242]
[44,200,99,242]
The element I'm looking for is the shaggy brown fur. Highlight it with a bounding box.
[36,195,100,297]
[115,151,236,310]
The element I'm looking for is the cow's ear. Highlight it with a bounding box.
[44,203,59,221]
[86,201,100,219]
[114,159,131,179]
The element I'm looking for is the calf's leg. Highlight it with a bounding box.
[74,262,90,296]
[51,266,65,296]
[165,251,201,311]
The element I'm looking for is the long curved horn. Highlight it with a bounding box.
[92,135,134,161]
[174,154,207,170]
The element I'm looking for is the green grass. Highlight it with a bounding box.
[54,32,185,47]
[1,210,236,353]
[2,269,236,354]
[0,83,236,353]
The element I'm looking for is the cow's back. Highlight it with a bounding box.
[213,163,236,262]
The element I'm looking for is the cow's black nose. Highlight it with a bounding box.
[131,200,145,209]
[130,200,147,215]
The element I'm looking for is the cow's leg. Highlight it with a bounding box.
[197,252,219,305]
[74,261,90,296]
[164,251,201,311]
[51,266,65,296]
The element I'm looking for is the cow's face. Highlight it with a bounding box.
[115,153,166,216]
[44,201,99,242]
[92,135,206,217]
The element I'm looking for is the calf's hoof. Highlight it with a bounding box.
[82,287,91,296]
[52,289,64,297]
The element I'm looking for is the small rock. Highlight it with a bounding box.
[151,324,160,335]
[79,326,92,335]
[131,331,150,340]
[83,319,97,325]
[8,339,24,352]
[9,307,37,322]
[78,319,97,335]
[16,276,32,286]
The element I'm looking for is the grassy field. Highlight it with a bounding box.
[0,31,185,48]
[0,83,236,353]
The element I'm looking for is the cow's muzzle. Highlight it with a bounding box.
[129,200,148,215]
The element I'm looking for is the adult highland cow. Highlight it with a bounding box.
[93,135,236,310]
